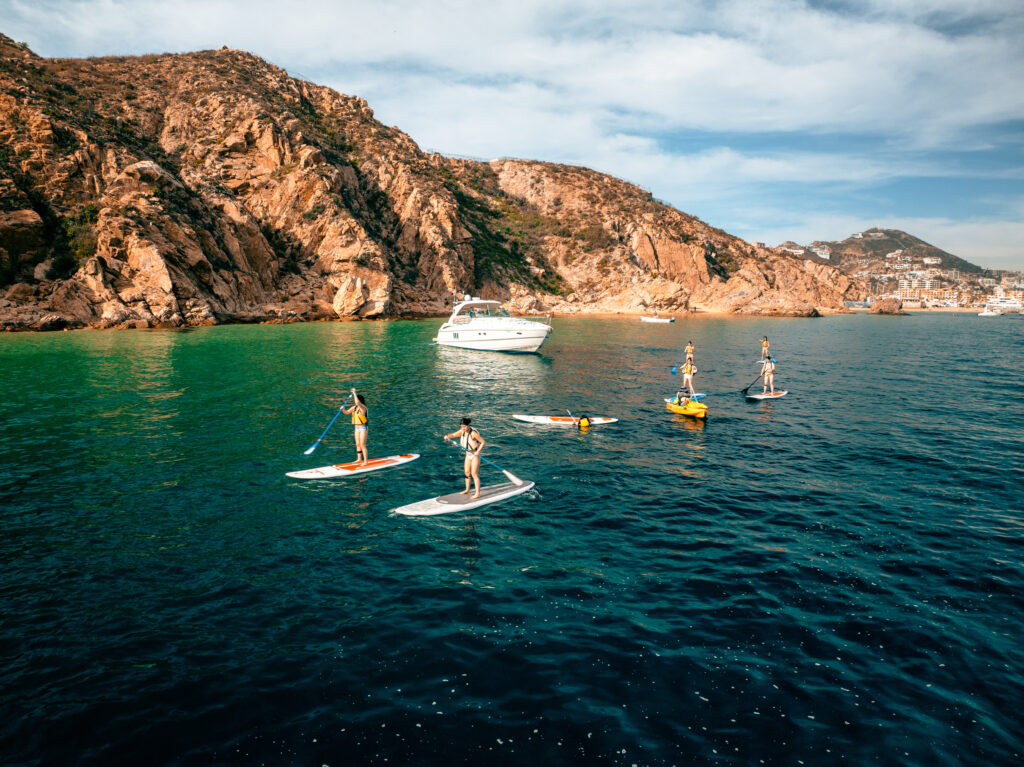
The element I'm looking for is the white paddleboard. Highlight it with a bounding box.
[286,453,419,479]
[746,390,788,401]
[512,415,618,425]
[394,481,536,516]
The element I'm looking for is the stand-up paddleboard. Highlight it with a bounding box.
[286,453,419,479]
[512,415,618,426]
[746,391,788,401]
[394,481,535,516]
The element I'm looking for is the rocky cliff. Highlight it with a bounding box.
[0,35,863,330]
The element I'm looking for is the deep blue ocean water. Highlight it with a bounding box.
[1,313,1022,766]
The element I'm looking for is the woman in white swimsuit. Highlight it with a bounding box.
[443,417,486,499]
[760,357,776,395]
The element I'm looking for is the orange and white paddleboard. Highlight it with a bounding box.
[746,391,788,401]
[286,453,419,479]
[512,415,618,426]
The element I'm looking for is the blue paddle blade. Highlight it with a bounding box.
[670,367,677,375]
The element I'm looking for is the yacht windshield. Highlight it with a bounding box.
[460,304,510,318]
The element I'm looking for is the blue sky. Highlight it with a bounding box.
[3,0,1023,269]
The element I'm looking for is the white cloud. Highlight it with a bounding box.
[8,0,1024,144]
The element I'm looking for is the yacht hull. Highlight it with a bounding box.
[434,325,551,353]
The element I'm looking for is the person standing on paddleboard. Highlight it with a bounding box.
[444,417,486,499]
[681,360,697,397]
[760,357,776,395]
[342,388,369,466]
[761,336,770,360]
[685,341,694,363]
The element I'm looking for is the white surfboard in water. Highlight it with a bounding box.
[746,391,788,401]
[394,481,535,516]
[286,453,419,479]
[512,415,618,426]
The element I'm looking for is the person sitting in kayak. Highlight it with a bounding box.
[760,357,776,395]
[342,388,368,466]
[577,415,591,430]
[761,336,770,360]
[681,360,697,396]
[672,390,691,407]
[685,341,694,362]
[444,417,485,499]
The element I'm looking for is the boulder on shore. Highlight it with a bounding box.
[869,298,906,315]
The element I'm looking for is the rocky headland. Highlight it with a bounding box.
[0,35,865,331]
[868,298,906,315]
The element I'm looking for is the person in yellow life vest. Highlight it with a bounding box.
[577,415,591,430]
[760,357,776,395]
[443,417,486,499]
[681,360,697,396]
[685,341,694,363]
[342,387,368,465]
[761,336,770,360]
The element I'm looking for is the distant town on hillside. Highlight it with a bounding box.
[775,228,1023,309]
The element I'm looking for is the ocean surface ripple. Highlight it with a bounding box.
[1,314,1022,765]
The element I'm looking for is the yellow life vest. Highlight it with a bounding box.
[352,408,367,425]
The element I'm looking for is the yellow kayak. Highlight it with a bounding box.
[665,397,708,418]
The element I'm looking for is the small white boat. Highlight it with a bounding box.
[978,307,1002,317]
[434,295,552,353]
[640,315,674,323]
[984,296,1022,313]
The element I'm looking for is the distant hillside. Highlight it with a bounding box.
[0,33,862,330]
[779,228,982,275]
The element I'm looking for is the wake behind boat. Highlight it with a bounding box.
[434,295,552,353]
[286,454,420,479]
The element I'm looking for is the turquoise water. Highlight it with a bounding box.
[1,314,1022,765]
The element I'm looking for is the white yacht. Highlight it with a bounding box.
[434,295,552,353]
[978,307,1002,317]
[985,296,1022,313]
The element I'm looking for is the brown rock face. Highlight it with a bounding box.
[869,298,906,315]
[0,35,865,330]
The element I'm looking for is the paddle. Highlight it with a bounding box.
[566,408,579,426]
[303,393,353,455]
[447,439,524,486]
[670,352,686,375]
[741,367,765,395]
